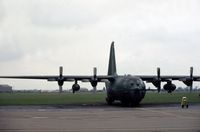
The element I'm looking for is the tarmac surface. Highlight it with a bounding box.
[0,104,200,132]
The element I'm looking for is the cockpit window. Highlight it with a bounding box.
[136,80,141,86]
[130,83,134,86]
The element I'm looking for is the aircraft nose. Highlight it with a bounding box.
[130,82,140,90]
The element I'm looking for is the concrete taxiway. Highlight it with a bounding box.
[0,104,200,132]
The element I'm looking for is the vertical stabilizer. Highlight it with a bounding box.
[108,41,117,75]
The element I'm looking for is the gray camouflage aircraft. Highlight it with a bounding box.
[0,42,200,105]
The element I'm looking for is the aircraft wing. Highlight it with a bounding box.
[0,74,114,93]
[0,67,114,82]
[0,75,57,80]
[136,67,200,82]
[135,67,200,92]
[138,75,200,81]
[0,75,114,82]
[0,67,115,93]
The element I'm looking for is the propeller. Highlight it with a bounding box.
[152,67,161,92]
[157,67,161,92]
[57,66,64,93]
[91,67,98,93]
[182,67,193,92]
[189,67,193,92]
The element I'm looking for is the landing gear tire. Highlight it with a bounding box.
[121,100,130,107]
[106,97,114,105]
[130,101,139,107]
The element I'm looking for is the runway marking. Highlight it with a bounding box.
[37,109,46,112]
[1,127,200,132]
[32,116,48,119]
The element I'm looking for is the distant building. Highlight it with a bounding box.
[0,84,12,92]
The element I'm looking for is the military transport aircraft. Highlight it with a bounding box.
[0,42,200,105]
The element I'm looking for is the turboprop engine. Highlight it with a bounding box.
[163,81,176,93]
[72,80,80,93]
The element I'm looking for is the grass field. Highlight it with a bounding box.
[0,92,199,105]
[0,92,106,105]
[142,92,200,104]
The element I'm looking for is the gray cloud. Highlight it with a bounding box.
[0,0,5,23]
[30,1,104,28]
[0,43,23,62]
[0,0,200,90]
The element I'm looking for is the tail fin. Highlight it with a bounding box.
[108,41,117,75]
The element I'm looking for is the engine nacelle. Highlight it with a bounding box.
[72,83,80,93]
[57,80,64,86]
[90,80,98,87]
[163,81,176,93]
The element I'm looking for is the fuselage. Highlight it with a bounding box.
[106,75,146,105]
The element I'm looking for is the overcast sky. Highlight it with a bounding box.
[0,0,200,90]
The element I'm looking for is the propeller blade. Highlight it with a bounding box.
[59,66,63,77]
[190,84,193,93]
[93,67,97,78]
[59,85,62,93]
[190,67,193,78]
[157,84,161,93]
[93,86,96,94]
[190,67,193,92]
[157,67,161,92]
[157,67,160,79]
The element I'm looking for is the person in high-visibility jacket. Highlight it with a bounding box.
[181,96,188,108]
